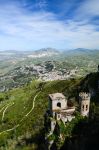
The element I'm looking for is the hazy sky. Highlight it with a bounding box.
[0,0,99,50]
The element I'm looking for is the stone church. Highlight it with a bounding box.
[46,92,90,132]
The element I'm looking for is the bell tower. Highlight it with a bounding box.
[79,92,90,117]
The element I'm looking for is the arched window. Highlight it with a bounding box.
[58,114,60,118]
[82,105,84,111]
[86,105,88,111]
[57,102,61,108]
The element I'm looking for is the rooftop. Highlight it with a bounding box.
[49,93,65,101]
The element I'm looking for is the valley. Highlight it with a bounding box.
[0,48,99,92]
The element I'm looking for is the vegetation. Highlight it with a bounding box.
[47,72,99,150]
[0,79,79,149]
[0,70,98,149]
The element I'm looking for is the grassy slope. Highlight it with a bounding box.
[0,79,81,150]
[0,71,98,149]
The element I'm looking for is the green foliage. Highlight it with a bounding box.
[0,70,98,149]
[0,79,79,149]
[0,93,5,102]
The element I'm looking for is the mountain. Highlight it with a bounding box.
[27,48,60,58]
[0,48,60,61]
[0,48,98,60]
[63,48,99,56]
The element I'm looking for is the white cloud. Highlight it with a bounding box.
[0,1,99,50]
[75,0,99,20]
[36,0,48,9]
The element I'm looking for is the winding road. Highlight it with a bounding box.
[0,92,40,135]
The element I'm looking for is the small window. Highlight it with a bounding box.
[57,102,61,108]
[82,105,84,111]
[86,105,88,111]
[58,114,60,118]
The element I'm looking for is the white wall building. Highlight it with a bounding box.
[47,92,90,132]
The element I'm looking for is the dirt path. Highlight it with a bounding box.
[0,92,40,135]
[20,92,40,122]
[2,102,14,122]
[0,106,6,113]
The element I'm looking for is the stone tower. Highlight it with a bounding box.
[48,93,67,116]
[79,92,90,117]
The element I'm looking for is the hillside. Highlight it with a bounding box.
[0,79,80,150]
[28,48,60,58]
[45,72,99,150]
[0,71,98,149]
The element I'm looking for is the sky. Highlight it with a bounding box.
[0,0,99,50]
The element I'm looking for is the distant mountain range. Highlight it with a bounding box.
[63,48,99,55]
[0,47,99,63]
